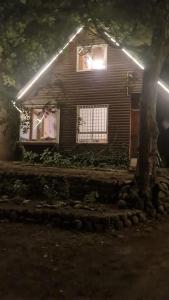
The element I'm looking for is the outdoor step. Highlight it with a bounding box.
[0,203,146,232]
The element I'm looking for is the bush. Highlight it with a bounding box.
[13,179,29,197]
[23,148,39,163]
[22,147,129,169]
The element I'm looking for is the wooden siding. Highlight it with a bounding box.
[21,30,143,154]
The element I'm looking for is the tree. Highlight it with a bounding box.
[0,0,78,158]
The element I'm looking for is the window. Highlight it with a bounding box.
[20,107,60,142]
[77,44,107,71]
[77,105,108,143]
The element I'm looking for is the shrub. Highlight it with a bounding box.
[22,147,129,169]
[13,179,29,197]
[23,148,39,163]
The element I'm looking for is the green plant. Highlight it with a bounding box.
[13,179,29,197]
[21,147,129,169]
[22,148,39,163]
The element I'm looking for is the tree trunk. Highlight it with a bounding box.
[136,66,159,193]
[136,40,167,194]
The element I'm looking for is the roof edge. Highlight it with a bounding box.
[16,26,83,101]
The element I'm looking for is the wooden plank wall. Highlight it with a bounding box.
[21,30,143,154]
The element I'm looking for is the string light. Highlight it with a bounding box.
[16,26,83,100]
[13,25,169,116]
[12,100,23,113]
[158,80,169,94]
[104,31,169,95]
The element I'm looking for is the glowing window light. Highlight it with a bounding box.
[17,26,83,100]
[92,59,106,69]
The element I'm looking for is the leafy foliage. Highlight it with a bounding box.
[22,147,129,169]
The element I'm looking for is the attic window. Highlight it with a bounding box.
[77,44,107,71]
[77,104,108,143]
[19,106,60,143]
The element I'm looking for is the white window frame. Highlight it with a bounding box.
[76,44,107,72]
[19,105,60,143]
[76,104,108,144]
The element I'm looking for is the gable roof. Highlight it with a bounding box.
[16,25,169,101]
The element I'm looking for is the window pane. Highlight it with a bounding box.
[77,47,92,71]
[32,109,44,140]
[78,107,93,132]
[77,105,108,143]
[20,112,30,141]
[32,108,57,140]
[93,107,107,132]
[77,45,107,71]
[43,110,57,139]
[92,45,106,70]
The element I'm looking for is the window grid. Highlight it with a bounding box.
[77,104,108,144]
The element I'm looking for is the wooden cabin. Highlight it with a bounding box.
[17,27,168,163]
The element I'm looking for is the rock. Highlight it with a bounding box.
[94,223,104,232]
[156,213,163,220]
[122,192,129,200]
[0,198,9,203]
[72,219,83,230]
[123,218,132,227]
[9,211,17,222]
[121,185,130,193]
[118,199,127,209]
[159,191,166,200]
[36,204,43,208]
[163,210,168,216]
[13,196,24,204]
[131,215,139,225]
[2,195,8,199]
[158,205,165,214]
[165,203,169,211]
[74,204,83,209]
[51,202,66,209]
[62,220,71,229]
[69,200,81,207]
[83,205,96,211]
[114,220,123,230]
[84,220,94,231]
[138,213,146,223]
[22,199,31,205]
[146,208,156,218]
[160,182,169,191]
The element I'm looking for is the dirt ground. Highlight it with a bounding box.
[0,221,169,299]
